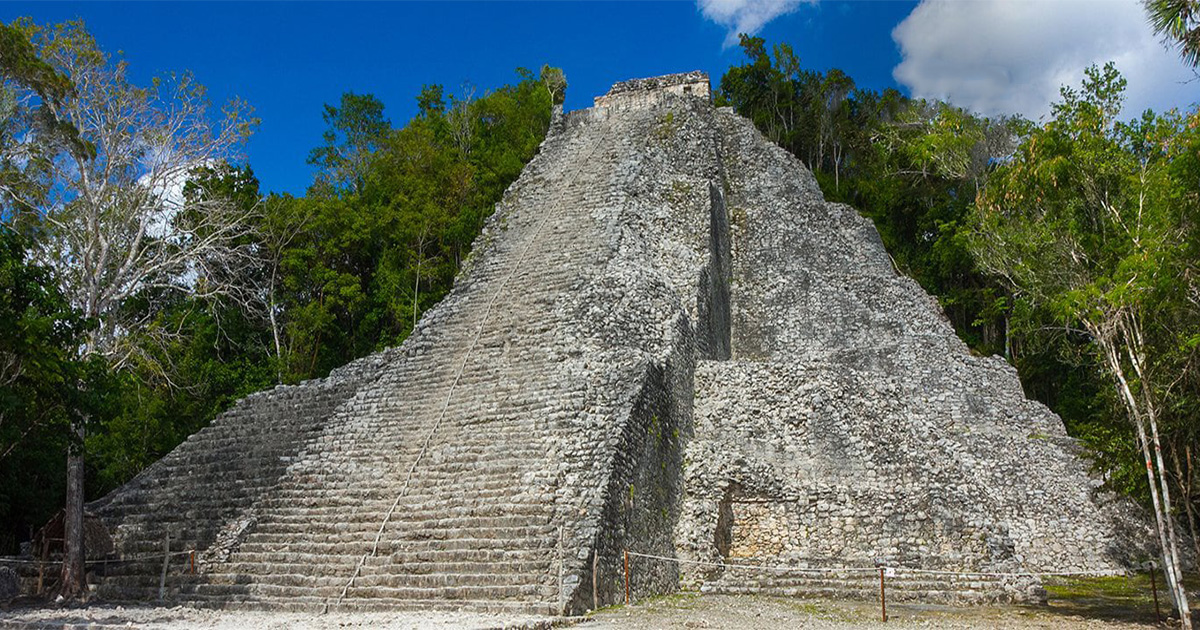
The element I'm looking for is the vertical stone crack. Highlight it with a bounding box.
[697,181,732,360]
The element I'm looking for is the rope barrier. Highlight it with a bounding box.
[626,551,877,574]
[0,550,194,567]
[624,550,1127,579]
[622,549,1136,622]
[329,119,612,612]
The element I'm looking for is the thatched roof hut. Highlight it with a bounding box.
[31,510,114,560]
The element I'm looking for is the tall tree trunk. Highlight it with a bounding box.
[413,255,422,331]
[1004,312,1012,363]
[1123,313,1192,627]
[1175,442,1200,578]
[1100,327,1191,628]
[1145,399,1192,627]
[268,267,284,385]
[58,422,86,600]
[833,144,842,192]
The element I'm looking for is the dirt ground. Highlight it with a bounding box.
[583,593,1169,630]
[0,605,563,630]
[0,592,1181,630]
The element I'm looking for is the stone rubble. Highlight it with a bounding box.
[0,566,17,603]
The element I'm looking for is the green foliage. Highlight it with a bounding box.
[1145,0,1200,67]
[0,58,554,552]
[87,300,277,493]
[307,92,390,195]
[0,228,83,553]
[655,111,678,141]
[539,64,567,106]
[0,22,72,103]
[973,63,1200,516]
[0,20,87,220]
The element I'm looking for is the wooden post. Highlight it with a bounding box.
[1150,564,1162,623]
[158,532,170,602]
[592,551,599,611]
[557,527,564,613]
[190,549,195,575]
[879,567,888,622]
[623,549,630,605]
[36,538,49,595]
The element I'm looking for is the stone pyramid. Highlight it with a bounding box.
[88,72,1135,615]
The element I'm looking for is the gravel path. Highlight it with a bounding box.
[0,594,1168,629]
[0,606,563,629]
[580,594,1162,630]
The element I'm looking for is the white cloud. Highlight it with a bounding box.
[892,0,1198,121]
[698,0,812,47]
[137,148,215,239]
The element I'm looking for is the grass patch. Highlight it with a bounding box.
[729,206,748,232]
[654,111,679,141]
[642,591,700,610]
[1045,574,1148,601]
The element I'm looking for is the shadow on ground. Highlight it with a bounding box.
[1037,572,1199,626]
[583,592,1165,629]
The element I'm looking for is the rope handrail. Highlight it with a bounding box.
[328,125,611,612]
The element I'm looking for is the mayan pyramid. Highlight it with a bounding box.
[87,73,1135,615]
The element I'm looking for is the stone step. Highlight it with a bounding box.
[240,506,555,530]
[110,485,556,522]
[253,513,552,533]
[173,592,561,615]
[232,536,552,557]
[359,557,554,575]
[704,582,1025,604]
[198,569,556,592]
[194,558,552,581]
[183,579,553,603]
[110,511,560,552]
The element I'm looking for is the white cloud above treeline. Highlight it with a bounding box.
[697,0,812,47]
[892,0,1197,121]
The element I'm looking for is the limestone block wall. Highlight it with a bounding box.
[593,72,711,110]
[555,86,736,611]
[674,106,1146,602]
[579,316,693,611]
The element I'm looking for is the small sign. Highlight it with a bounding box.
[885,567,896,578]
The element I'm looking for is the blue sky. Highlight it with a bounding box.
[5,1,1196,196]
